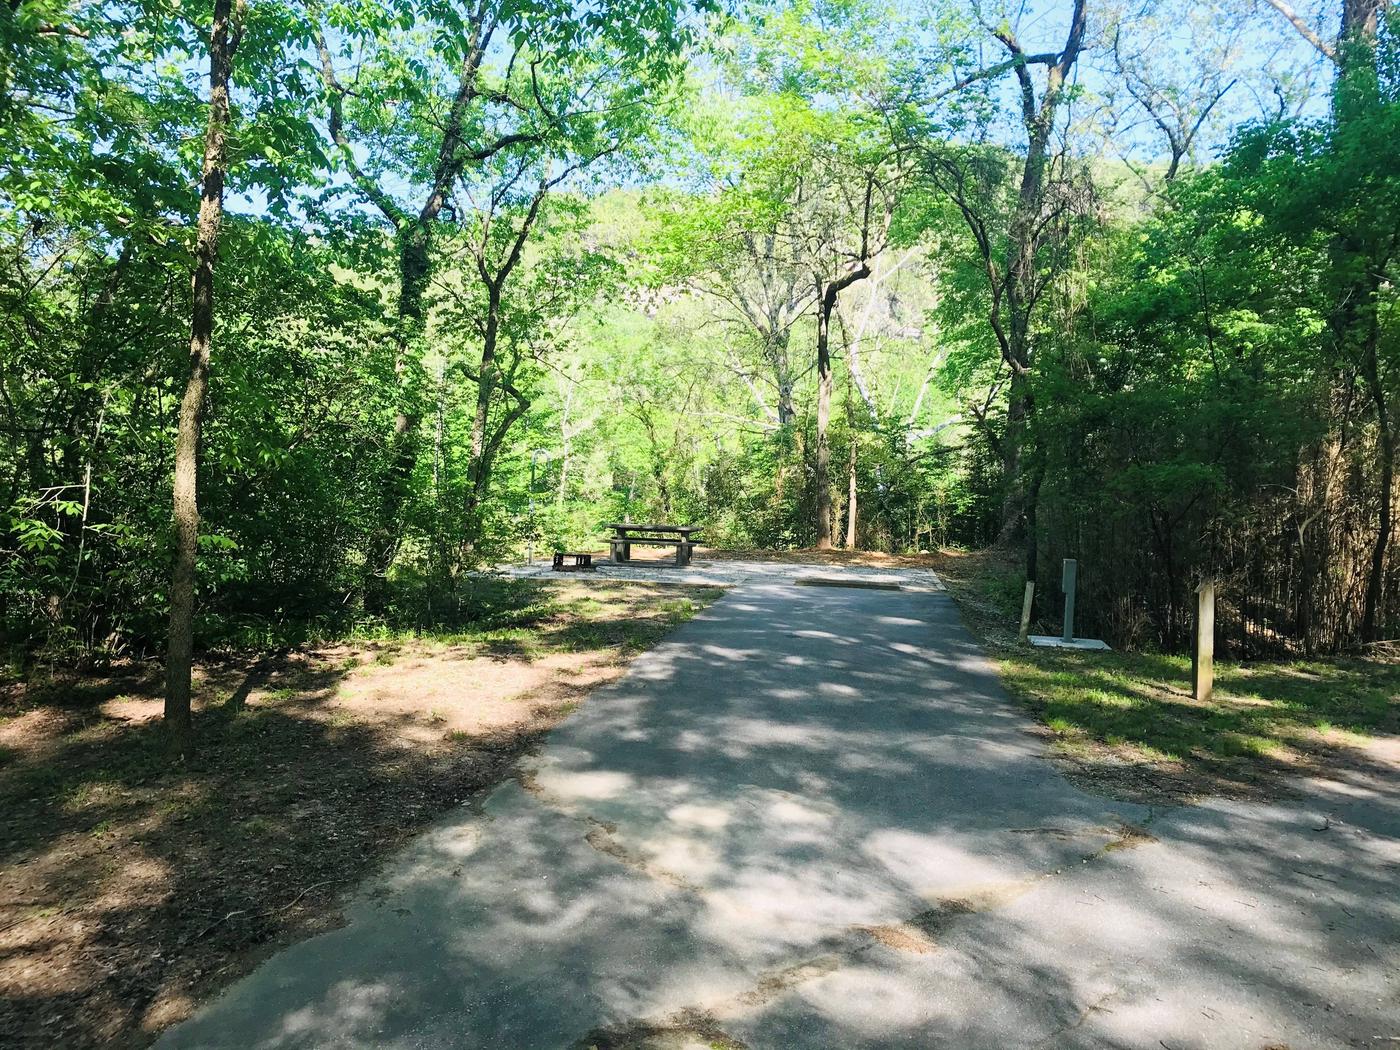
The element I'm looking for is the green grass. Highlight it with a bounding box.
[312,579,718,658]
[390,581,718,660]
[933,548,1400,797]
[1000,646,1397,761]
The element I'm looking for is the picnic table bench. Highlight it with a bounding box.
[605,522,702,567]
[551,551,595,572]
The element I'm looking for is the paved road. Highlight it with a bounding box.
[159,580,1400,1049]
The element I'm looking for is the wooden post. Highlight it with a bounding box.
[1061,559,1078,643]
[1193,579,1215,701]
[1019,581,1035,644]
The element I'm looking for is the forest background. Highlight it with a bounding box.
[3,0,1397,692]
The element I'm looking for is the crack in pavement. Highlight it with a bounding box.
[1035,988,1122,1047]
[583,817,699,892]
[516,754,1165,1047]
[561,819,1165,1046]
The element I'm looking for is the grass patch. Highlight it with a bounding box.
[328,579,717,659]
[931,547,1400,801]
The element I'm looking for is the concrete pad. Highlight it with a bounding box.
[794,574,903,589]
[1028,634,1112,651]
[157,579,1398,1049]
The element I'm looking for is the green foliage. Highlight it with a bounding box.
[2,0,1398,668]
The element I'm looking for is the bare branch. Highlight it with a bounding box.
[312,23,409,228]
[1261,0,1337,62]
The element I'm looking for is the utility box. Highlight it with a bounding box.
[1029,556,1111,651]
[1061,558,1078,643]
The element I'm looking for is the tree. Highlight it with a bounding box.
[1099,0,1249,187]
[311,0,707,602]
[1264,0,1396,640]
[910,0,1090,589]
[441,172,622,556]
[806,153,901,547]
[164,0,246,756]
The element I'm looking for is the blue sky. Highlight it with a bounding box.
[227,0,1337,220]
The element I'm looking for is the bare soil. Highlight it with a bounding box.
[0,579,717,1049]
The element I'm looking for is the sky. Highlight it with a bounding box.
[917,0,1330,161]
[225,0,1337,221]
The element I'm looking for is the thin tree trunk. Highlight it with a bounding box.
[772,329,797,427]
[463,396,529,542]
[815,299,836,549]
[461,294,500,544]
[363,223,430,609]
[469,292,500,475]
[556,380,574,505]
[978,2,1086,540]
[814,254,873,549]
[845,422,858,549]
[165,0,241,757]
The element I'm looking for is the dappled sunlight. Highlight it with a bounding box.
[1,578,721,1048]
[860,830,1040,895]
[792,963,940,1029]
[666,802,733,831]
[146,579,1400,1049]
[277,980,397,1042]
[533,767,636,803]
[996,640,1400,802]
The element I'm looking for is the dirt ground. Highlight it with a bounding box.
[0,579,717,1049]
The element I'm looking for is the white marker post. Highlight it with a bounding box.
[1193,579,1215,702]
[1019,581,1035,644]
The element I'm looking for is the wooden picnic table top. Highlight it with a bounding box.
[604,522,703,536]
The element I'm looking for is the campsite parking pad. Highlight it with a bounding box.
[158,577,1400,1049]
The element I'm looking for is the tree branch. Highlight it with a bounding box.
[1261,0,1337,62]
[313,22,409,228]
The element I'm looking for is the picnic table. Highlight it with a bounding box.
[605,522,702,567]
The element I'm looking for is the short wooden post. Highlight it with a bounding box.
[1019,581,1035,644]
[1061,559,1078,643]
[1193,579,1215,701]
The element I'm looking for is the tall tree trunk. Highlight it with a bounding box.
[845,423,858,549]
[315,9,501,602]
[463,284,502,542]
[997,370,1032,540]
[1336,1,1391,641]
[1329,0,1391,641]
[165,0,241,757]
[985,0,1087,543]
[1024,465,1043,620]
[815,296,836,549]
[814,255,872,549]
[1361,315,1393,641]
[363,222,430,609]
